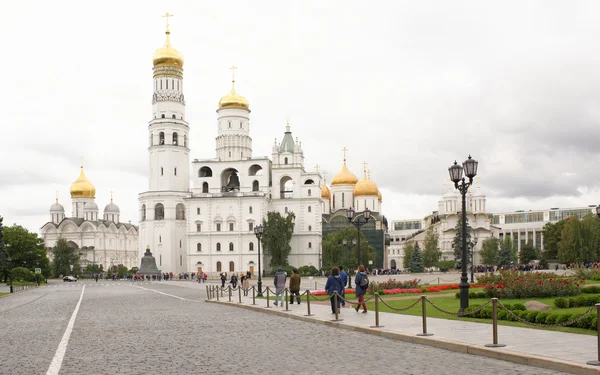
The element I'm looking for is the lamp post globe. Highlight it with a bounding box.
[254,224,264,297]
[346,207,371,270]
[346,207,355,220]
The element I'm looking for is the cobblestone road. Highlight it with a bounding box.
[0,281,571,375]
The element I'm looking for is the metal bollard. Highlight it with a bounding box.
[370,293,384,328]
[315,281,317,290]
[216,286,220,301]
[228,286,232,302]
[251,286,257,306]
[221,286,224,298]
[266,288,271,308]
[485,298,506,347]
[285,289,289,311]
[305,291,314,316]
[331,292,342,322]
[587,303,600,366]
[417,295,433,336]
[238,286,242,303]
[206,285,209,300]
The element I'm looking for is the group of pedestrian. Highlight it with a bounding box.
[273,268,302,307]
[325,264,368,314]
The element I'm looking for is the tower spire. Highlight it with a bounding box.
[342,147,348,163]
[362,161,368,179]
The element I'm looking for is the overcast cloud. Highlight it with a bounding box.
[2,0,600,233]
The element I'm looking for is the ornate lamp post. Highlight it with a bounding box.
[254,224,264,297]
[449,155,478,313]
[346,207,371,269]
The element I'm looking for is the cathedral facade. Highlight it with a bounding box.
[138,25,322,275]
[40,167,139,272]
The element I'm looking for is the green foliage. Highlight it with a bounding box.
[3,223,51,278]
[422,227,441,268]
[479,271,582,299]
[496,236,516,268]
[512,303,526,311]
[261,211,295,267]
[581,286,600,294]
[558,214,600,264]
[435,260,455,270]
[479,238,500,266]
[297,265,318,276]
[519,244,540,264]
[545,313,560,325]
[452,217,472,267]
[52,237,80,277]
[11,267,35,282]
[321,226,372,270]
[402,242,414,270]
[107,264,129,277]
[84,264,101,274]
[554,298,568,308]
[542,220,565,260]
[535,312,550,324]
[409,243,424,273]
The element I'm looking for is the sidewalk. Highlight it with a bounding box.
[206,290,600,375]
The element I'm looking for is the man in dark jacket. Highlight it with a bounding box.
[273,268,287,307]
[289,269,301,304]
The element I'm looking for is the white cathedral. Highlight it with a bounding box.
[138,24,324,276]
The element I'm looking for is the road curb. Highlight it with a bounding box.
[207,299,600,375]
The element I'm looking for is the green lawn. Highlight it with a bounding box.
[0,292,9,297]
[357,294,595,335]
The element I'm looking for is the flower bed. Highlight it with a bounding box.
[478,271,582,299]
[310,283,484,296]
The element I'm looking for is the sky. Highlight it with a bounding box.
[2,0,600,233]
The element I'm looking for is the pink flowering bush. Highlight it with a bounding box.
[478,271,582,299]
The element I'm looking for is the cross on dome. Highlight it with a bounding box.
[162,12,174,32]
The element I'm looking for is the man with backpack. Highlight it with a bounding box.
[354,265,369,313]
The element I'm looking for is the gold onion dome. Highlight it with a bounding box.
[378,189,382,202]
[354,169,379,196]
[218,80,249,110]
[331,160,358,186]
[70,166,96,198]
[320,172,331,200]
[153,30,184,68]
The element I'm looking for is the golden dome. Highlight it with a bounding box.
[153,30,184,68]
[320,171,331,200]
[331,160,358,186]
[354,168,379,197]
[218,80,249,110]
[378,189,382,202]
[70,166,96,198]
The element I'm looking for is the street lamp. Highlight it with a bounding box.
[254,224,265,297]
[7,255,13,293]
[346,207,371,269]
[342,239,352,288]
[448,155,478,313]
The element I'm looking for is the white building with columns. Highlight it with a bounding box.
[138,24,322,275]
[41,167,139,272]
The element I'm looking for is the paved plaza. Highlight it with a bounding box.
[0,278,584,375]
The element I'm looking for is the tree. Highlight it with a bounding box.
[409,243,424,273]
[579,213,600,263]
[479,238,499,265]
[402,242,414,270]
[497,236,516,268]
[4,223,50,278]
[542,220,565,260]
[261,211,295,267]
[452,216,472,266]
[52,238,79,277]
[84,264,101,274]
[422,227,441,268]
[321,227,371,270]
[519,243,540,264]
[558,216,581,265]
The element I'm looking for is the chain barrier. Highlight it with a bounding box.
[497,300,595,328]
[379,296,422,312]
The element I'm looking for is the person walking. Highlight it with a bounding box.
[220,272,226,288]
[242,274,250,296]
[325,267,344,314]
[354,265,369,313]
[339,265,348,308]
[273,268,287,307]
[289,268,301,304]
[230,273,238,288]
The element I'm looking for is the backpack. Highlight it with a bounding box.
[359,274,369,288]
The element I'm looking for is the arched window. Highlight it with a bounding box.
[304,179,315,185]
[141,204,146,221]
[249,242,254,251]
[197,243,201,252]
[216,243,221,251]
[173,132,178,145]
[249,206,253,214]
[199,166,213,177]
[217,261,222,272]
[308,225,312,231]
[159,236,161,243]
[172,114,176,119]
[229,242,234,251]
[154,203,164,220]
[284,157,288,164]
[248,164,264,176]
[202,182,209,193]
[228,121,231,128]
[176,203,185,220]
[240,121,243,128]
[308,242,312,248]
[196,207,200,215]
[161,114,165,119]
[161,167,164,176]
[229,261,235,272]
[159,132,165,145]
[252,180,259,191]
[308,206,312,213]
[308,189,312,196]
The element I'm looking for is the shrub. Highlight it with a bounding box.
[555,313,573,325]
[476,292,486,298]
[554,298,568,308]
[482,270,582,299]
[497,310,508,320]
[535,312,550,324]
[512,303,526,311]
[592,318,598,331]
[463,304,481,317]
[502,303,513,311]
[11,267,35,282]
[455,292,460,299]
[581,286,600,294]
[479,308,493,319]
[525,311,539,323]
[545,313,560,325]
[371,278,421,291]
